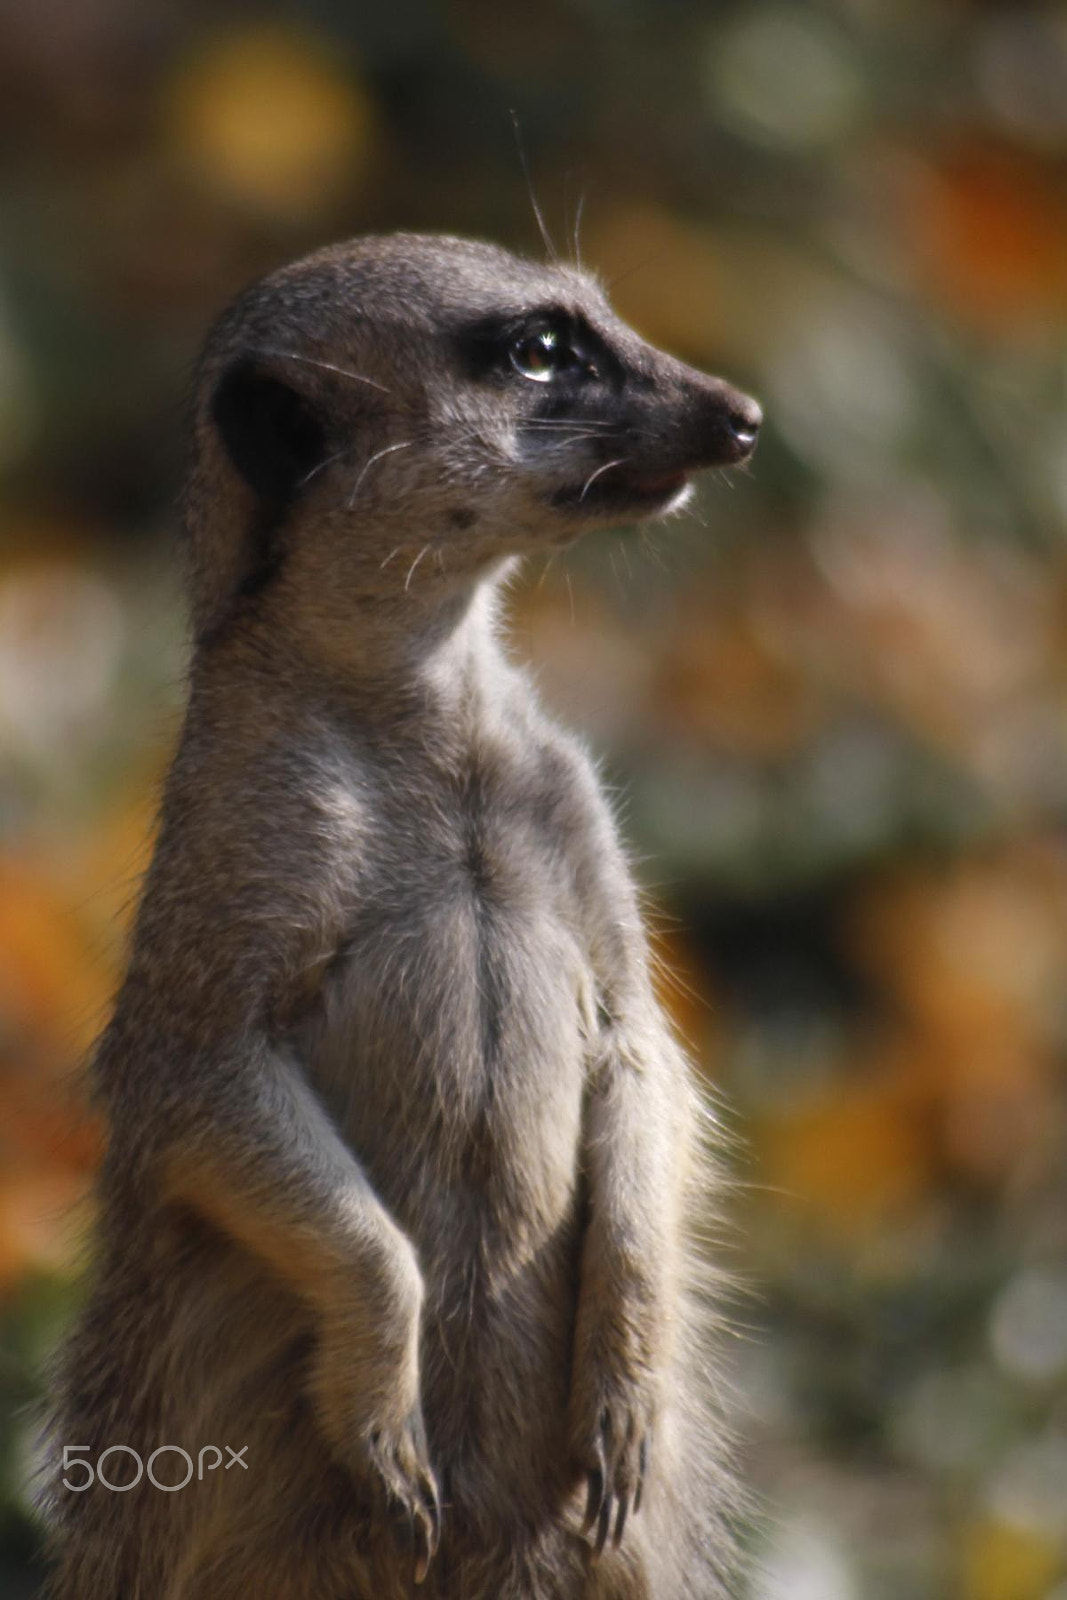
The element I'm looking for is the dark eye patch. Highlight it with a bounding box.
[453,308,619,387]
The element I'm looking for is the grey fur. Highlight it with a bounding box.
[40,233,761,1599]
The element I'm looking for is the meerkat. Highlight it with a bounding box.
[40,233,761,1600]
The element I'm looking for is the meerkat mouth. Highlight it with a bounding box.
[553,465,691,517]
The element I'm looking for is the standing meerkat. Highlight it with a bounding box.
[41,233,761,1600]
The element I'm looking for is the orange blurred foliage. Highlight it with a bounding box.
[905,146,1067,333]
[164,24,374,219]
[0,786,157,1289]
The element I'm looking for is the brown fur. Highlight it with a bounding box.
[39,233,761,1599]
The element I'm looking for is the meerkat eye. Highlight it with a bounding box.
[458,312,605,384]
[510,327,570,383]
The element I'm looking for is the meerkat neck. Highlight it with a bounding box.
[197,562,516,733]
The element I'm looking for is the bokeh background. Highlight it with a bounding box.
[2,1,1067,1595]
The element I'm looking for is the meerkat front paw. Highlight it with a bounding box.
[362,1402,441,1584]
[310,1244,441,1582]
[312,1335,441,1582]
[569,1317,658,1559]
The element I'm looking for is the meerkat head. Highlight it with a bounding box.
[184,234,761,640]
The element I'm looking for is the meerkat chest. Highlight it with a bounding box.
[299,738,597,1235]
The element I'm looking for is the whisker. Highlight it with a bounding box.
[579,457,626,502]
[261,349,394,397]
[609,548,623,598]
[510,109,557,262]
[640,529,669,572]
[298,444,354,488]
[604,251,669,294]
[379,546,403,572]
[523,436,612,450]
[535,552,557,592]
[347,440,414,509]
[572,187,586,269]
[405,544,432,591]
[522,418,616,433]
[525,433,615,458]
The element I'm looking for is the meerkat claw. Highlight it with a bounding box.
[634,1435,648,1515]
[613,1491,630,1549]
[594,1490,614,1560]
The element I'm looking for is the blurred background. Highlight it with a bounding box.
[2,0,1067,1595]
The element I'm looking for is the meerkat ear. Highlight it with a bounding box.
[210,357,326,506]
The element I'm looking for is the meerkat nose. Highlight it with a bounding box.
[727,395,763,452]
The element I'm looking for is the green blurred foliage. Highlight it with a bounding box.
[1,2,1066,1595]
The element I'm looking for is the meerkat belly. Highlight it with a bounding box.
[299,862,591,1274]
[294,853,591,1491]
